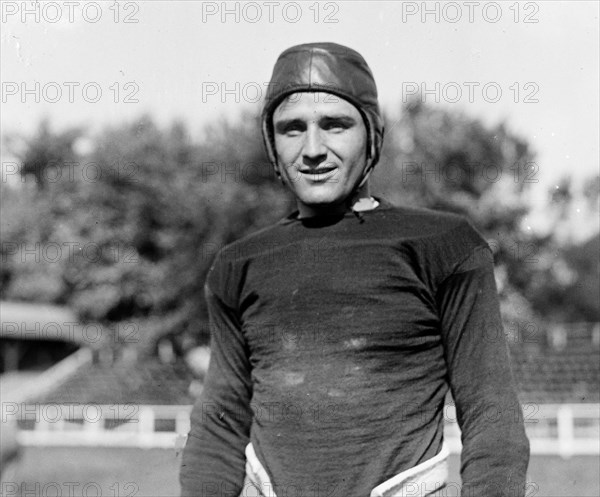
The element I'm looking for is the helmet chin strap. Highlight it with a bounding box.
[344,158,377,224]
[347,155,375,202]
[356,162,374,190]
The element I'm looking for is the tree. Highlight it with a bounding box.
[3,103,595,356]
[5,118,82,189]
[372,99,542,327]
[1,114,292,354]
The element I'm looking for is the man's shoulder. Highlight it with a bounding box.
[376,200,479,242]
[379,201,492,281]
[204,219,289,300]
[212,218,288,264]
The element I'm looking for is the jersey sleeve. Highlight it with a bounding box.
[436,223,530,496]
[179,253,253,497]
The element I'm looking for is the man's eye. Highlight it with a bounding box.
[284,125,304,135]
[324,121,348,132]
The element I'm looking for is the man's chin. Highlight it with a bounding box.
[298,195,340,207]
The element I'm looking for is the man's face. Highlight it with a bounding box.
[272,92,367,213]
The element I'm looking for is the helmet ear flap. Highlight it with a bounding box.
[262,114,281,180]
[356,120,384,190]
[369,121,385,167]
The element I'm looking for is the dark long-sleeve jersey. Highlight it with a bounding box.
[180,199,530,497]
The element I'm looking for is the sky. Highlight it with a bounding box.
[1,1,599,236]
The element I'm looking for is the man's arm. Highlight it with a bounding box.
[436,242,530,497]
[179,283,253,497]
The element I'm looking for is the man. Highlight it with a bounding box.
[180,42,529,497]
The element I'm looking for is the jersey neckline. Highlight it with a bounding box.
[279,196,392,227]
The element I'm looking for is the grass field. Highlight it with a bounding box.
[2,447,598,496]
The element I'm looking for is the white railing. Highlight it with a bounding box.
[13,405,192,449]
[10,403,600,458]
[443,403,600,458]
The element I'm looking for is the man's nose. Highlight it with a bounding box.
[302,126,327,164]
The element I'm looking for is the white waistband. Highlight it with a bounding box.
[243,443,278,497]
[242,442,449,497]
[370,442,449,497]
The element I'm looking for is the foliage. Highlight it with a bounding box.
[2,104,597,355]
[373,100,598,327]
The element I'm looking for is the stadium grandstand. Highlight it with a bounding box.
[1,300,599,494]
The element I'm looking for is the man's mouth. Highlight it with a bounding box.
[299,166,337,175]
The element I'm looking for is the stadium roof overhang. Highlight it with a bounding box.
[0,301,83,344]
